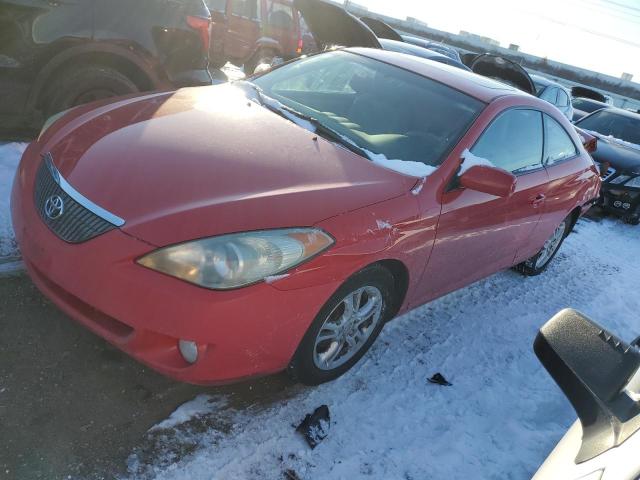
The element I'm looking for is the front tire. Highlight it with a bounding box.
[515,218,570,276]
[288,265,396,386]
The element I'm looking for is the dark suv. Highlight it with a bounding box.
[0,0,212,136]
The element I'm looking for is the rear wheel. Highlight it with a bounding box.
[244,48,276,75]
[516,219,569,276]
[44,64,139,118]
[288,265,395,385]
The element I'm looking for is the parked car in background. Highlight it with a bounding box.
[572,85,612,105]
[357,15,463,64]
[533,309,640,480]
[379,39,470,71]
[207,0,303,73]
[575,108,640,225]
[13,42,600,386]
[401,35,463,63]
[572,97,609,122]
[531,74,574,121]
[0,0,212,135]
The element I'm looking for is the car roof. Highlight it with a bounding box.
[530,74,569,92]
[573,97,609,105]
[347,47,526,103]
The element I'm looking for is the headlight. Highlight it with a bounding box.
[38,108,73,141]
[137,228,334,289]
[611,175,630,185]
[625,176,640,188]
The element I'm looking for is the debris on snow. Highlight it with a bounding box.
[296,405,330,449]
[459,148,495,175]
[428,373,453,386]
[265,274,290,284]
[150,395,226,431]
[284,469,303,480]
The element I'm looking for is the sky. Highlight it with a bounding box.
[350,0,640,81]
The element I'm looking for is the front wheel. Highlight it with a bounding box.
[288,265,395,385]
[516,219,569,276]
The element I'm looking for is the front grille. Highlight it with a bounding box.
[34,155,116,243]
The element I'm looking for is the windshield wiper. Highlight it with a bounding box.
[239,81,371,160]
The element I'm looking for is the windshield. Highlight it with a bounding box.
[577,110,640,145]
[252,51,484,169]
[572,98,605,114]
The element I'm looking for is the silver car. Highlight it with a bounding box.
[532,74,574,121]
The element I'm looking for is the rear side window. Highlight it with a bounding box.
[556,89,569,107]
[540,87,558,104]
[471,109,543,174]
[207,0,227,13]
[544,115,577,165]
[231,0,257,18]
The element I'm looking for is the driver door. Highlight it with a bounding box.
[417,108,549,301]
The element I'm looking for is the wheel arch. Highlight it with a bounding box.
[29,43,166,113]
[568,205,583,233]
[369,258,410,318]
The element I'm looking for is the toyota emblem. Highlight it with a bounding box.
[44,195,65,220]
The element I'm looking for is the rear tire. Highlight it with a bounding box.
[515,218,570,276]
[44,64,139,118]
[287,265,396,386]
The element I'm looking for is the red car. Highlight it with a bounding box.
[11,48,600,386]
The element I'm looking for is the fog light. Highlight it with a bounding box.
[178,340,198,364]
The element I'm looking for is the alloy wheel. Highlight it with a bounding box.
[313,286,383,371]
[533,221,566,269]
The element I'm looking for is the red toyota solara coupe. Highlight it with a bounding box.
[12,48,600,385]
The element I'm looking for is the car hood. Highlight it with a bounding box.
[466,54,536,95]
[45,84,416,246]
[294,0,381,50]
[589,132,640,174]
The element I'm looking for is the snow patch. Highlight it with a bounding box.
[151,395,226,431]
[365,150,437,178]
[459,148,495,174]
[264,274,290,284]
[259,95,316,132]
[0,142,27,259]
[375,220,392,230]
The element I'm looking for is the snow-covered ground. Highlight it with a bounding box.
[124,217,640,480]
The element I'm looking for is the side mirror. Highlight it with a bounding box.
[534,309,640,464]
[459,165,517,197]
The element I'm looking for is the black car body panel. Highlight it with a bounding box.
[466,54,536,95]
[0,0,212,133]
[401,34,462,62]
[293,0,380,50]
[359,16,403,41]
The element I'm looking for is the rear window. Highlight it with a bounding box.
[577,110,640,145]
[573,98,604,114]
[266,0,294,29]
[253,51,484,168]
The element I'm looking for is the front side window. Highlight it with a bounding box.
[252,51,484,168]
[471,109,543,174]
[544,115,577,164]
[572,98,604,114]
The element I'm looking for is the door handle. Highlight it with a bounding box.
[531,193,546,207]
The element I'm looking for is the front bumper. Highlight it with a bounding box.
[11,143,339,384]
[599,184,640,217]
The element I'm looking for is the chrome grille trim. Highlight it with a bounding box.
[43,153,125,227]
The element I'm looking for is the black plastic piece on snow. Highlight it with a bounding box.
[428,373,452,386]
[296,405,330,449]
